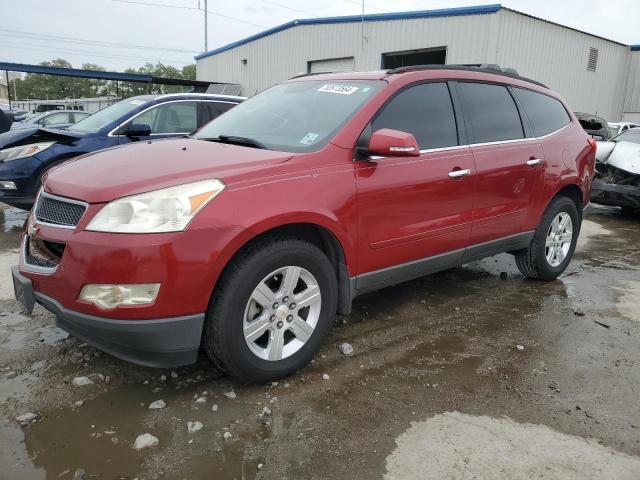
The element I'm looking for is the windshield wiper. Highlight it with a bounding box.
[201,135,266,149]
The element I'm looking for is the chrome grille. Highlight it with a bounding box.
[35,193,87,227]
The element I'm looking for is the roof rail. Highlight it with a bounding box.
[386,64,547,88]
[289,72,330,79]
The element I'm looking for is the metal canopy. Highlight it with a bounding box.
[0,61,216,88]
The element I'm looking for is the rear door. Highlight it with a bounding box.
[355,81,476,279]
[456,81,544,245]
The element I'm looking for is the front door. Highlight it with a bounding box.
[118,100,199,144]
[355,82,476,289]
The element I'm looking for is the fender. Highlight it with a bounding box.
[198,212,354,310]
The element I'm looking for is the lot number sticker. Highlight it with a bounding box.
[318,84,359,95]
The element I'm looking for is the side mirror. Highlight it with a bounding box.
[365,128,420,158]
[122,123,151,138]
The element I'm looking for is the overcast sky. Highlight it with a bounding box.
[1,0,638,72]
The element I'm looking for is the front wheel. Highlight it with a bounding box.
[515,196,580,280]
[203,238,338,383]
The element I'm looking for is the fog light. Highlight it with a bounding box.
[79,284,160,309]
[0,181,17,190]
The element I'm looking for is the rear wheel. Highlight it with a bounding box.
[515,196,579,280]
[203,238,337,383]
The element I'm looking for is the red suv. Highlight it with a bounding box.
[12,65,596,383]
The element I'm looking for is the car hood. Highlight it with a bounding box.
[44,138,295,203]
[0,126,85,149]
[596,141,640,175]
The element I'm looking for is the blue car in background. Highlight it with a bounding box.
[0,93,244,209]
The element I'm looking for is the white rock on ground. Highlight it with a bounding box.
[223,431,233,440]
[72,376,94,387]
[195,396,206,404]
[516,345,525,351]
[15,412,39,424]
[170,371,179,378]
[322,373,330,380]
[211,404,219,412]
[160,374,167,382]
[223,391,236,399]
[338,342,354,355]
[187,421,204,433]
[148,399,166,410]
[133,433,159,450]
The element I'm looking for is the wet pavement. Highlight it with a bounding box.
[1,202,639,479]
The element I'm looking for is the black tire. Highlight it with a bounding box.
[203,238,338,383]
[515,196,580,280]
[620,206,638,216]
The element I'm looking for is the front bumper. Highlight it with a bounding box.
[591,179,640,208]
[12,266,204,367]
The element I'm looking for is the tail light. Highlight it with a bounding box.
[587,137,597,153]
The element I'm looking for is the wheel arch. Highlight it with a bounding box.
[213,219,354,316]
[552,183,584,217]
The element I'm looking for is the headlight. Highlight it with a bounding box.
[0,142,55,162]
[86,179,225,233]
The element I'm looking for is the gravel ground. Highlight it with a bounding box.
[1,203,639,479]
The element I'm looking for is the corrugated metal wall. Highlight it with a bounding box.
[624,51,640,116]
[197,9,635,119]
[494,10,629,120]
[196,13,498,96]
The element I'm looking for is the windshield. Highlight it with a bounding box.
[194,80,384,152]
[68,98,148,133]
[612,128,640,144]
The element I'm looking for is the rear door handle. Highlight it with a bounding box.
[526,158,542,166]
[448,168,471,178]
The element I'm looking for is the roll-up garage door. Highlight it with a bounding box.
[308,57,355,74]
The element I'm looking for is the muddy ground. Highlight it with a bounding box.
[1,203,639,479]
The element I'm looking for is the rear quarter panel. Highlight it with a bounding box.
[528,121,594,228]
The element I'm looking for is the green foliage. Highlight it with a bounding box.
[10,59,197,100]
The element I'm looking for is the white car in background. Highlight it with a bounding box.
[592,127,640,213]
[608,121,640,137]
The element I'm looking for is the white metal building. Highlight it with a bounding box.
[195,4,640,122]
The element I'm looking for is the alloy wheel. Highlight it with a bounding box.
[243,266,321,361]
[545,212,573,267]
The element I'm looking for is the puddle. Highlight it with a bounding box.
[19,386,161,478]
[576,219,612,250]
[614,280,640,323]
[385,412,640,480]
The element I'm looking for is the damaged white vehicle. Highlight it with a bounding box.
[592,128,640,212]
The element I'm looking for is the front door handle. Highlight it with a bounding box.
[526,158,542,166]
[448,168,471,178]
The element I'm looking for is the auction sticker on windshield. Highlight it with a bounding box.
[318,84,359,95]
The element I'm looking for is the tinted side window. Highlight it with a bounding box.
[458,82,524,143]
[512,88,570,137]
[372,82,458,149]
[206,102,234,123]
[129,101,198,134]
